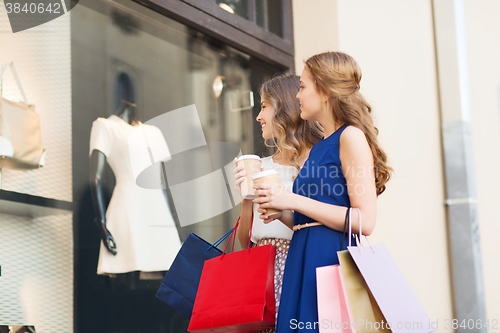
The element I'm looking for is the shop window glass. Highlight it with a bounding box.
[216,0,248,19]
[215,0,285,38]
[113,72,135,111]
[256,0,283,37]
[71,1,282,331]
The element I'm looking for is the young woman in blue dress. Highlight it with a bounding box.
[253,52,392,333]
[232,74,323,332]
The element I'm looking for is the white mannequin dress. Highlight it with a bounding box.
[89,115,181,274]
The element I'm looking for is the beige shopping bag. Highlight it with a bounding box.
[338,250,390,333]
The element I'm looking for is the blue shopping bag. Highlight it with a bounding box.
[156,229,233,318]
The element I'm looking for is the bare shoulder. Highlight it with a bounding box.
[339,125,372,167]
[339,126,368,148]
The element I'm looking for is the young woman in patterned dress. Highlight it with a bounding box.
[233,74,323,332]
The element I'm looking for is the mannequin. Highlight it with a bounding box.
[89,100,137,256]
[88,100,181,278]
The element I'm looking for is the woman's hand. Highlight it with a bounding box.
[233,158,246,197]
[234,158,264,199]
[257,207,295,229]
[253,182,296,212]
[256,205,283,223]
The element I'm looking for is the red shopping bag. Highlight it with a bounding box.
[316,265,357,333]
[188,220,276,333]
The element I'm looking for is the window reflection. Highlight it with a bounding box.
[72,1,281,331]
[216,0,248,19]
[113,72,135,112]
[256,0,283,37]
[215,0,284,38]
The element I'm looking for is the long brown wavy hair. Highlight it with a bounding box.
[259,74,323,179]
[305,52,392,195]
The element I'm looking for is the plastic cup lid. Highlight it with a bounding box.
[252,169,278,180]
[237,154,261,161]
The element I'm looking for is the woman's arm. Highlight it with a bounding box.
[254,126,377,235]
[233,157,256,248]
[237,200,253,248]
[256,207,295,230]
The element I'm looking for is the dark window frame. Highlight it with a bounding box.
[133,0,294,70]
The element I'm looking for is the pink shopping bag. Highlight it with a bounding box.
[316,265,357,333]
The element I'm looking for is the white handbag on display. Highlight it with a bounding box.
[0,62,45,169]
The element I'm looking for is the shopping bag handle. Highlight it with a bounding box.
[222,216,240,256]
[347,207,361,247]
[0,62,29,105]
[341,208,350,250]
[206,227,235,251]
[346,207,375,254]
[219,214,254,257]
[340,207,358,248]
[247,218,253,250]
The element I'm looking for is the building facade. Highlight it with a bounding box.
[0,0,498,332]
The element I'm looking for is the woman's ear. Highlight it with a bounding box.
[321,94,330,114]
[320,91,329,104]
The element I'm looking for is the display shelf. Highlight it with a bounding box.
[0,189,73,218]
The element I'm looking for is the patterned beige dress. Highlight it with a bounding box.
[256,238,290,333]
[252,156,296,333]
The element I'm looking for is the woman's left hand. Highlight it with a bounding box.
[256,206,283,223]
[253,182,295,211]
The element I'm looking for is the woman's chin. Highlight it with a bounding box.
[261,131,271,140]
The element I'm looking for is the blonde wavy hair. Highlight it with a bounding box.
[260,74,323,179]
[305,52,392,195]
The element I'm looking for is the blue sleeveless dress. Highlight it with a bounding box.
[275,124,353,333]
